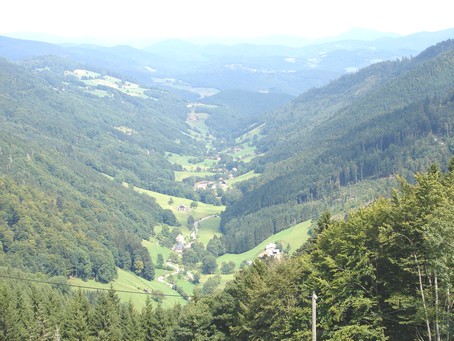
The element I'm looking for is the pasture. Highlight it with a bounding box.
[68,268,185,309]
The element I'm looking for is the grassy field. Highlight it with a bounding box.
[228,170,260,187]
[70,69,150,99]
[65,221,310,309]
[142,238,173,264]
[175,277,197,295]
[133,186,224,224]
[231,144,257,161]
[97,155,309,306]
[197,216,222,246]
[167,153,218,171]
[235,123,265,144]
[174,170,217,182]
[68,268,186,309]
[218,220,311,269]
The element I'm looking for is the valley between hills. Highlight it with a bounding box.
[0,32,453,339]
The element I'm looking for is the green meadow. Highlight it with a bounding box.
[235,123,264,144]
[64,219,310,308]
[167,153,218,171]
[133,186,224,224]
[228,170,259,187]
[142,238,173,264]
[197,216,222,246]
[174,170,217,182]
[68,268,186,309]
[218,220,311,269]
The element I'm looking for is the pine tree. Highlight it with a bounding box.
[151,303,172,340]
[0,281,26,340]
[141,296,156,341]
[90,287,122,340]
[29,284,54,340]
[120,300,142,341]
[62,290,91,341]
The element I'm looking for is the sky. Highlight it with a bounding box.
[1,0,453,46]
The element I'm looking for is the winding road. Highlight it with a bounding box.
[157,261,180,288]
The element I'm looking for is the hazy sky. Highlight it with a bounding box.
[1,0,453,45]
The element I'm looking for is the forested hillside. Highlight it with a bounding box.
[0,55,205,282]
[199,89,294,138]
[221,40,454,253]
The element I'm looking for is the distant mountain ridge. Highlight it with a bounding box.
[1,28,401,47]
[1,28,453,97]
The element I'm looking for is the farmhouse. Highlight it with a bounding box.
[174,234,186,253]
[259,243,281,259]
[177,204,188,212]
[194,181,215,190]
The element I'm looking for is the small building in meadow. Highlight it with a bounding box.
[259,243,281,259]
[174,234,186,253]
[177,204,188,212]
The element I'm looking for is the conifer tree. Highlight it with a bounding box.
[0,282,29,340]
[62,290,91,341]
[120,300,142,341]
[141,296,156,341]
[90,288,122,340]
[29,285,55,340]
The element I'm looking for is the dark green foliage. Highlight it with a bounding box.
[201,89,294,138]
[120,301,143,341]
[220,188,242,206]
[201,255,217,274]
[200,275,221,296]
[206,235,226,257]
[161,209,178,226]
[141,297,173,340]
[192,272,201,284]
[62,290,91,340]
[220,261,235,274]
[0,38,453,340]
[222,201,315,253]
[181,249,199,266]
[156,253,164,269]
[91,287,122,339]
[0,176,156,282]
[168,162,453,340]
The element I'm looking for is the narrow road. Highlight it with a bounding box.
[157,261,180,288]
[191,214,216,240]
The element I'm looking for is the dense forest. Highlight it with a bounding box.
[1,162,452,339]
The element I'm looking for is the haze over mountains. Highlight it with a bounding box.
[0,28,453,339]
[0,28,403,47]
[2,28,454,97]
